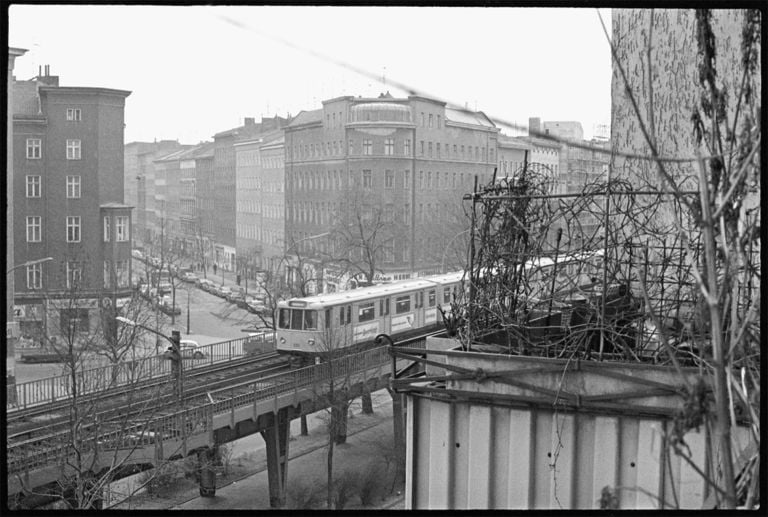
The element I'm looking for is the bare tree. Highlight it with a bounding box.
[325,184,394,286]
[11,262,181,509]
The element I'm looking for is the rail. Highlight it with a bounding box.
[8,332,275,411]
[8,336,429,475]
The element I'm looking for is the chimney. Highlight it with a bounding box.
[37,64,59,87]
[528,117,541,137]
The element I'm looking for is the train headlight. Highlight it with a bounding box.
[279,337,286,344]
[307,339,315,346]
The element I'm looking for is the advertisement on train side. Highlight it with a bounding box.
[391,314,414,333]
[353,322,380,342]
[425,308,437,325]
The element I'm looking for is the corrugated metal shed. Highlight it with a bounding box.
[402,338,755,510]
[406,397,751,509]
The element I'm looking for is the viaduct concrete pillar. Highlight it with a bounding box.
[260,407,291,508]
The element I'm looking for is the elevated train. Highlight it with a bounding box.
[275,249,605,362]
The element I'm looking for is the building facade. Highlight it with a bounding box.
[284,93,498,281]
[124,139,186,247]
[12,68,132,339]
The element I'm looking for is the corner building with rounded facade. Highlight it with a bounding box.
[284,94,498,280]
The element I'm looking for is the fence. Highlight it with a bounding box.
[9,338,424,477]
[8,333,275,411]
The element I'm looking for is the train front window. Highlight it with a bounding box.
[278,309,291,329]
[443,287,451,303]
[395,295,410,314]
[358,302,375,322]
[304,310,317,330]
[291,309,303,330]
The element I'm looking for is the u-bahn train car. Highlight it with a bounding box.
[275,272,464,361]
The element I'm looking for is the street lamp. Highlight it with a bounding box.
[6,256,53,274]
[116,316,183,401]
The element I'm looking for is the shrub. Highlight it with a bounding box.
[358,462,385,506]
[333,470,358,510]
[138,463,178,496]
[286,478,323,509]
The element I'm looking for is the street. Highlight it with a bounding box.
[14,266,269,385]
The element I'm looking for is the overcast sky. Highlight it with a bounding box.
[10,5,613,144]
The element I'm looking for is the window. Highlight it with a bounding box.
[429,114,433,128]
[404,170,411,189]
[26,138,42,159]
[66,175,81,198]
[404,204,410,224]
[420,113,425,127]
[116,216,129,241]
[428,290,436,307]
[395,295,411,314]
[363,139,373,155]
[304,310,317,330]
[66,108,82,121]
[66,139,82,160]
[26,216,41,242]
[428,142,433,158]
[427,171,432,189]
[404,139,411,156]
[420,141,424,155]
[362,170,372,189]
[348,139,354,154]
[26,175,41,198]
[443,287,452,303]
[60,308,89,333]
[66,216,81,242]
[419,171,424,189]
[358,302,375,322]
[103,260,112,288]
[385,169,394,189]
[66,261,82,289]
[103,216,110,242]
[384,204,394,223]
[380,298,390,316]
[116,260,130,288]
[453,144,457,155]
[415,291,424,309]
[436,143,441,158]
[384,138,394,155]
[27,263,42,290]
[437,115,441,128]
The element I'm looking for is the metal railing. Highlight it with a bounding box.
[8,332,275,411]
[9,336,427,475]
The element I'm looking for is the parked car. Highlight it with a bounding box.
[181,271,198,283]
[236,294,254,310]
[199,279,216,293]
[179,339,205,359]
[247,299,268,314]
[226,286,245,303]
[216,286,232,299]
[157,281,172,296]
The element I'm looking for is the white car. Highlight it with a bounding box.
[179,339,205,359]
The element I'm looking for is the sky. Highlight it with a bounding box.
[9,5,613,144]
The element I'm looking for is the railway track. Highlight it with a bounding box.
[8,332,432,478]
[8,352,289,444]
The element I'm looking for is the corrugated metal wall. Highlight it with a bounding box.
[405,396,752,509]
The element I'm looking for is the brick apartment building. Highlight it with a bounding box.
[12,67,132,339]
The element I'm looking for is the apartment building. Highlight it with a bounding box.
[12,67,132,339]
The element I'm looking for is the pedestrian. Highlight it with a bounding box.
[213,263,218,275]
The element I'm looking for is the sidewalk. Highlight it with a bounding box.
[120,389,404,510]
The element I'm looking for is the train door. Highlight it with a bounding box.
[354,300,378,343]
[413,290,425,329]
[380,297,391,335]
[425,289,438,327]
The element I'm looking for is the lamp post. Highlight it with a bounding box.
[186,286,191,335]
[116,316,183,401]
[6,256,54,275]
